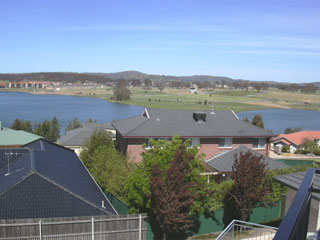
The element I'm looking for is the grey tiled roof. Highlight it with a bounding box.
[112,108,274,137]
[205,145,288,172]
[274,172,320,200]
[59,122,115,146]
[0,139,117,219]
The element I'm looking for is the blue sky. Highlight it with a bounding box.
[0,0,319,83]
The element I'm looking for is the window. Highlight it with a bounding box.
[253,138,266,149]
[191,138,200,147]
[219,138,233,148]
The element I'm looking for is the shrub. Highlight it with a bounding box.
[282,146,290,153]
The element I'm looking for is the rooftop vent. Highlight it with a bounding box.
[193,112,206,122]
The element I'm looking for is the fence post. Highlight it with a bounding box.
[92,217,95,240]
[39,220,42,240]
[139,214,142,240]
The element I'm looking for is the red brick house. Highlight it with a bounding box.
[112,108,275,163]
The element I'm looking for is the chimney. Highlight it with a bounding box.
[193,112,206,122]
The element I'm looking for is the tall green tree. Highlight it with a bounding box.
[80,130,131,200]
[252,114,264,129]
[125,136,205,214]
[80,130,114,169]
[65,117,81,132]
[34,117,60,142]
[10,119,33,133]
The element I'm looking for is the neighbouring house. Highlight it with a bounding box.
[274,172,320,233]
[59,122,115,155]
[188,87,198,94]
[0,138,117,219]
[271,131,320,153]
[204,145,288,182]
[112,108,276,163]
[0,122,42,148]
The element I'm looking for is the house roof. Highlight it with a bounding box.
[273,172,320,201]
[0,139,117,219]
[59,122,115,146]
[272,131,320,146]
[0,126,42,146]
[205,145,288,172]
[112,108,274,138]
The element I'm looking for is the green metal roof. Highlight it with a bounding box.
[0,127,42,146]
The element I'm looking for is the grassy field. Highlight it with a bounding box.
[3,87,320,112]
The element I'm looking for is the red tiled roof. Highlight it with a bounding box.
[272,131,320,146]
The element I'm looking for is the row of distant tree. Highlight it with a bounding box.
[113,78,319,95]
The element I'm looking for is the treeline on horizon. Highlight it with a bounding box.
[0,71,319,93]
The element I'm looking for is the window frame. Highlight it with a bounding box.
[218,138,233,148]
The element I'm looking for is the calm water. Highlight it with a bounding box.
[0,91,319,135]
[237,109,320,134]
[0,91,143,133]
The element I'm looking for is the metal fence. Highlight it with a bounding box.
[216,220,278,240]
[0,214,147,240]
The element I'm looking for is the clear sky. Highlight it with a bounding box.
[0,0,319,83]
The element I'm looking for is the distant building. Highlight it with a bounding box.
[272,131,320,153]
[188,87,198,94]
[0,122,42,148]
[59,122,115,155]
[0,139,117,220]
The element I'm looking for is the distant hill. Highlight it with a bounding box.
[0,71,316,85]
[89,71,241,84]
[0,72,112,84]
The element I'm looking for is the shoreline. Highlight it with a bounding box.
[1,88,319,112]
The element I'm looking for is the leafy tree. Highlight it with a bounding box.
[243,117,250,123]
[131,79,141,87]
[34,117,60,142]
[226,151,270,221]
[89,145,132,200]
[125,136,205,214]
[80,130,131,200]
[113,86,131,101]
[252,114,264,129]
[10,119,33,133]
[80,130,114,169]
[143,78,152,87]
[65,117,81,132]
[149,144,196,239]
[86,117,97,123]
[156,81,165,92]
[284,127,302,134]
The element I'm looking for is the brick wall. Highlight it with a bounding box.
[119,137,270,163]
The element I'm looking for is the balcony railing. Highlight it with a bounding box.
[273,168,320,240]
[216,220,278,240]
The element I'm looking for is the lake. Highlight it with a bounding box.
[0,91,143,133]
[237,109,320,134]
[0,91,319,135]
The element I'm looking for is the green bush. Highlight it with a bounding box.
[313,149,320,156]
[282,146,290,153]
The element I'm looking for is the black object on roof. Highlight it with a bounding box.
[274,171,320,200]
[205,145,288,172]
[0,139,117,219]
[112,108,274,138]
